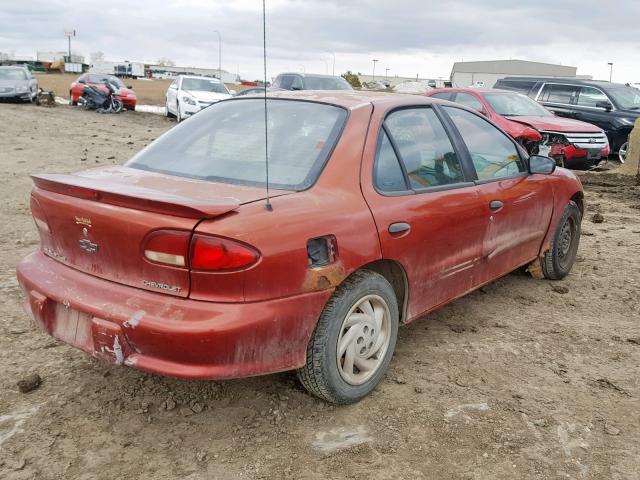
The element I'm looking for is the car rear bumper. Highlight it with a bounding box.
[17,251,331,380]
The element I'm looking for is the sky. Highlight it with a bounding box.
[1,0,639,83]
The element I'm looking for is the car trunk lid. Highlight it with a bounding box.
[30,166,291,298]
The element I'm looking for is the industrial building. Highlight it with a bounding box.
[450,59,580,88]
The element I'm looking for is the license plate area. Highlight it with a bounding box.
[51,302,94,350]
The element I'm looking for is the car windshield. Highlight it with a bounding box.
[0,68,27,80]
[92,75,125,87]
[127,99,347,190]
[483,93,552,117]
[182,78,229,94]
[303,76,353,90]
[607,86,640,110]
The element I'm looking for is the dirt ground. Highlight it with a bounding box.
[0,103,639,480]
[34,73,249,106]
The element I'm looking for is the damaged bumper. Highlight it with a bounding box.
[538,131,609,168]
[17,251,331,380]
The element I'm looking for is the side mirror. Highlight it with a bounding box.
[596,100,613,111]
[529,155,556,175]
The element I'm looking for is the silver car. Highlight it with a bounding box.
[0,66,38,102]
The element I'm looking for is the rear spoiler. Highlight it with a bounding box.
[31,173,240,219]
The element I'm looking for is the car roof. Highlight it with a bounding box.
[499,76,625,89]
[179,75,222,82]
[247,90,439,110]
[430,88,519,95]
[277,72,344,79]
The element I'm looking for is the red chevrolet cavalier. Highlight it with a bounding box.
[17,92,584,404]
[425,88,609,169]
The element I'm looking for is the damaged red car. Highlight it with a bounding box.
[426,88,609,169]
[17,92,584,404]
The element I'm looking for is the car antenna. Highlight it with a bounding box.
[262,0,273,212]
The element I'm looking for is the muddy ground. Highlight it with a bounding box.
[0,103,638,480]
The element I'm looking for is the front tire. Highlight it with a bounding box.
[541,201,581,280]
[297,270,399,404]
[619,141,628,164]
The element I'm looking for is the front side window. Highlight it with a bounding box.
[539,84,579,104]
[576,87,609,108]
[454,93,484,112]
[127,99,347,190]
[384,108,465,189]
[444,107,525,181]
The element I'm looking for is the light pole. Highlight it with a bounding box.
[372,59,378,82]
[608,62,613,82]
[64,29,75,63]
[330,52,335,76]
[385,68,390,81]
[213,30,222,79]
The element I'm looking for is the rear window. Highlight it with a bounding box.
[127,99,347,190]
[303,76,353,90]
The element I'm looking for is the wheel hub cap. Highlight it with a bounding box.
[336,295,391,386]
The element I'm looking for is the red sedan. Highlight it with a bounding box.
[17,92,583,404]
[425,88,609,168]
[70,73,137,110]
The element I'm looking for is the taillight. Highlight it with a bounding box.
[31,197,50,233]
[143,230,190,267]
[190,234,259,271]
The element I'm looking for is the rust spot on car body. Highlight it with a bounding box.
[303,262,347,292]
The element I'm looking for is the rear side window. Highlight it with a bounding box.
[384,108,465,189]
[576,87,609,107]
[454,93,484,112]
[128,99,347,190]
[374,132,407,192]
[443,107,525,181]
[539,84,579,104]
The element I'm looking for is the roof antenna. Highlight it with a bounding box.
[262,0,273,212]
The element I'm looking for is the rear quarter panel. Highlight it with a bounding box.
[190,104,382,303]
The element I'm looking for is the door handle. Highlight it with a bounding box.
[388,222,411,235]
[489,200,504,211]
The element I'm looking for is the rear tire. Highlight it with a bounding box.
[619,141,628,164]
[541,201,581,280]
[112,99,123,113]
[297,270,399,404]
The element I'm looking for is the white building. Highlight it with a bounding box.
[450,59,579,88]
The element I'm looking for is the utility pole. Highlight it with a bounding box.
[372,59,378,82]
[608,62,614,82]
[64,29,75,63]
[214,30,222,79]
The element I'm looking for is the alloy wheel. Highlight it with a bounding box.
[619,142,628,164]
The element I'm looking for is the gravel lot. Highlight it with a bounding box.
[0,103,638,480]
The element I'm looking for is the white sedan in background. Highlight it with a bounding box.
[165,75,235,122]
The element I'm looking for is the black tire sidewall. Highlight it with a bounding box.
[316,272,399,403]
[549,201,581,279]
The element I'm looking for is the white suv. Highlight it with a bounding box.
[165,75,235,122]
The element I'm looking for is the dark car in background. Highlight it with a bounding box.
[272,72,353,91]
[494,77,640,162]
[425,88,609,169]
[70,74,137,110]
[0,66,38,102]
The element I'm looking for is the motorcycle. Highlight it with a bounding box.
[78,79,123,113]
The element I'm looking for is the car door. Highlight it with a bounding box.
[166,79,178,114]
[361,106,488,320]
[572,86,617,133]
[536,83,579,119]
[440,106,554,283]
